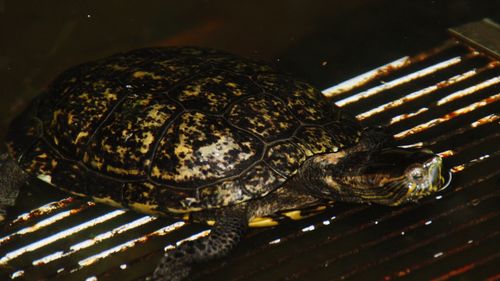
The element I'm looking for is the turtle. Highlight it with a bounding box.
[0,47,447,281]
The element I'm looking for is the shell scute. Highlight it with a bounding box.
[171,69,260,114]
[151,112,262,187]
[265,141,307,176]
[294,126,339,156]
[197,181,251,209]
[255,74,334,123]
[85,93,182,179]
[237,161,286,195]
[226,95,299,142]
[207,55,275,76]
[46,78,126,157]
[123,182,197,214]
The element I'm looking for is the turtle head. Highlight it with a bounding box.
[305,148,449,206]
[353,148,446,205]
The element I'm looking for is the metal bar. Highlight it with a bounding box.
[449,18,500,59]
[322,40,458,97]
[0,210,125,265]
[31,216,158,266]
[393,93,500,140]
[356,63,498,121]
[334,56,464,107]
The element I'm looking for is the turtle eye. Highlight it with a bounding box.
[410,167,425,182]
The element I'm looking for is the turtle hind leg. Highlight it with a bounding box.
[0,153,28,222]
[152,207,248,281]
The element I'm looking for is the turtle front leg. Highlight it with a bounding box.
[152,207,248,281]
[0,153,28,222]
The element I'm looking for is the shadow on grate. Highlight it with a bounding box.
[0,19,498,281]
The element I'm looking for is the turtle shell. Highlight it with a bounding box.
[6,47,362,215]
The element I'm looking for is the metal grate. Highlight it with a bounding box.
[1,19,499,281]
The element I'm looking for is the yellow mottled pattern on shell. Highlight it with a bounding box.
[123,181,198,214]
[196,161,285,208]
[103,48,210,93]
[85,93,182,178]
[177,74,226,112]
[173,70,259,114]
[196,181,251,209]
[254,74,335,124]
[323,120,363,150]
[44,47,210,159]
[48,81,125,156]
[20,141,55,180]
[236,161,286,195]
[265,141,307,176]
[151,112,261,186]
[206,56,275,74]
[294,126,339,156]
[18,140,91,197]
[287,80,332,122]
[227,95,299,141]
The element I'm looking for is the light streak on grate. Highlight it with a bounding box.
[32,215,158,266]
[436,75,500,105]
[10,270,23,279]
[419,113,499,148]
[356,68,483,120]
[438,150,455,158]
[76,221,185,268]
[0,209,125,265]
[10,197,78,225]
[390,108,429,125]
[333,56,465,107]
[471,114,499,127]
[322,40,458,97]
[402,114,499,150]
[450,150,498,174]
[322,56,411,97]
[301,225,316,232]
[1,211,72,247]
[268,238,281,245]
[164,229,211,251]
[0,24,499,281]
[393,93,499,140]
[0,201,94,245]
[398,142,424,149]
[450,153,491,174]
